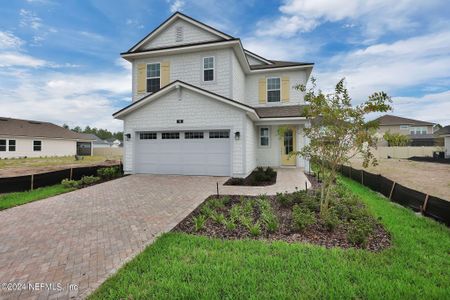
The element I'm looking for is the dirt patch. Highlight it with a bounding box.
[174,194,391,252]
[349,158,450,201]
[0,159,120,178]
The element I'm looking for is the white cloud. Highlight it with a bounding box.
[168,0,185,13]
[0,31,25,49]
[0,52,47,67]
[257,0,441,39]
[243,36,315,61]
[392,91,450,126]
[0,69,131,131]
[19,9,43,30]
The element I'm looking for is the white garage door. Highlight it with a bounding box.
[135,130,231,176]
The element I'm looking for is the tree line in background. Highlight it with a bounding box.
[63,124,123,141]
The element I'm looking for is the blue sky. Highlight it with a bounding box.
[0,0,449,131]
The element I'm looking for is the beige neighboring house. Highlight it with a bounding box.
[374,115,438,146]
[435,126,450,158]
[0,117,95,159]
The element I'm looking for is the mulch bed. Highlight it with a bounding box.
[305,172,321,189]
[224,170,277,186]
[173,194,391,252]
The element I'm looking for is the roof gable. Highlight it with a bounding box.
[375,114,435,126]
[129,12,233,52]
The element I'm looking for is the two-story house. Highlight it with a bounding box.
[114,12,313,177]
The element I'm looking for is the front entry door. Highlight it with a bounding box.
[281,127,296,166]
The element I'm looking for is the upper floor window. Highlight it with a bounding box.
[410,127,427,135]
[267,77,280,102]
[203,57,214,82]
[147,63,160,93]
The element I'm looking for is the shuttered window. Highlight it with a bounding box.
[147,63,160,93]
[267,77,280,102]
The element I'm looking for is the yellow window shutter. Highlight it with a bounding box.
[281,77,290,102]
[258,78,266,104]
[137,64,146,94]
[161,61,170,87]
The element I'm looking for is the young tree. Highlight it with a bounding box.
[296,78,392,214]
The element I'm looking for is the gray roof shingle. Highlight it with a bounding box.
[0,117,95,140]
[374,115,435,126]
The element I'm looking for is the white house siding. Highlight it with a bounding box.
[244,117,257,175]
[132,48,233,101]
[141,19,221,50]
[244,70,307,107]
[231,54,245,103]
[256,125,280,167]
[123,88,247,176]
[0,136,77,159]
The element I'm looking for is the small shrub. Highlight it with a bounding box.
[220,195,231,206]
[61,179,80,189]
[248,222,261,237]
[320,208,340,232]
[347,218,374,247]
[292,204,316,231]
[252,167,272,184]
[80,176,100,186]
[239,215,253,229]
[265,166,276,178]
[224,219,237,231]
[211,212,226,225]
[97,166,121,180]
[200,205,214,218]
[276,192,293,207]
[300,192,320,212]
[258,197,279,233]
[229,205,241,221]
[241,199,255,217]
[208,198,225,210]
[193,215,207,232]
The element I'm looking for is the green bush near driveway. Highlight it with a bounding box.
[89,177,450,299]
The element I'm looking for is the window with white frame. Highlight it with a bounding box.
[146,63,160,93]
[399,125,409,130]
[267,77,280,102]
[203,57,214,81]
[185,131,204,139]
[162,132,180,139]
[33,140,42,151]
[0,139,5,151]
[410,127,427,135]
[260,127,269,146]
[8,140,16,151]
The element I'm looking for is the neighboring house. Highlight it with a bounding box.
[107,139,123,148]
[84,134,112,148]
[435,126,450,158]
[114,12,313,177]
[0,117,94,158]
[374,115,438,146]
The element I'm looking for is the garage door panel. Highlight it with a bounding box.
[135,130,230,176]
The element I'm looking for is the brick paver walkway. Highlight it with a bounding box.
[0,168,308,299]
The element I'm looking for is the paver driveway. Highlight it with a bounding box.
[0,175,228,299]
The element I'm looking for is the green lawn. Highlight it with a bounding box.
[0,185,74,210]
[89,177,450,299]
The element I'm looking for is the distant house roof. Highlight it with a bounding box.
[435,125,450,136]
[374,115,435,126]
[83,133,110,145]
[250,60,314,70]
[0,117,95,141]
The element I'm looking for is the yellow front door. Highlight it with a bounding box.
[281,127,296,166]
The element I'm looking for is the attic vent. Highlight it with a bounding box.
[175,26,183,42]
[28,121,42,125]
